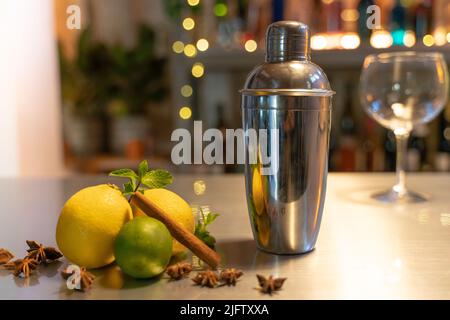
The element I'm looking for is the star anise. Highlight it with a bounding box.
[166,262,193,280]
[220,268,243,286]
[256,274,286,295]
[2,257,38,278]
[25,240,62,265]
[192,270,219,288]
[61,265,95,292]
[0,248,14,265]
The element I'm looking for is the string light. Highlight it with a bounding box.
[182,17,195,31]
[403,31,416,47]
[187,0,200,6]
[370,30,393,49]
[184,44,197,57]
[196,38,209,51]
[172,41,184,53]
[192,63,204,78]
[181,85,193,97]
[423,34,435,47]
[340,33,360,49]
[244,39,257,52]
[214,3,227,17]
[179,106,192,120]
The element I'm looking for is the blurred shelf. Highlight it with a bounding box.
[65,155,233,175]
[197,44,450,71]
[66,155,172,174]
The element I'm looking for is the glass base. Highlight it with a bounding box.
[372,188,429,203]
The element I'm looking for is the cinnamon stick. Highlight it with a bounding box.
[132,192,221,269]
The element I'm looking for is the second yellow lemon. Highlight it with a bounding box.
[133,188,194,256]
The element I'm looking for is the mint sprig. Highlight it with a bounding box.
[109,160,173,199]
[195,207,219,249]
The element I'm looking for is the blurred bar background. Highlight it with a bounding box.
[2,0,450,176]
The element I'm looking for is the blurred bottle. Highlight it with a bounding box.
[384,130,396,171]
[362,116,385,171]
[337,86,357,171]
[272,0,284,22]
[408,124,428,171]
[247,0,272,42]
[323,0,343,32]
[413,0,433,39]
[357,0,375,42]
[390,0,407,45]
[284,0,314,27]
[435,104,450,171]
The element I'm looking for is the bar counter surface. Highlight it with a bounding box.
[0,173,449,299]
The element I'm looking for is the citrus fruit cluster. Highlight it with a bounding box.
[55,162,195,279]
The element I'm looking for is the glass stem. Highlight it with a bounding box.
[393,131,410,196]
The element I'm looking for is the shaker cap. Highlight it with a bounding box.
[266,21,310,62]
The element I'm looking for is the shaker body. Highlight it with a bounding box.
[242,94,331,254]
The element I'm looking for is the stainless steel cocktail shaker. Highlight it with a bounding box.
[241,21,334,254]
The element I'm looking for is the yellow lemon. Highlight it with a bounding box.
[56,184,132,269]
[133,188,194,256]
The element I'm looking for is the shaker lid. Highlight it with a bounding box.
[242,21,334,97]
[266,21,310,62]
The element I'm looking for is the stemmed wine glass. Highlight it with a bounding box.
[360,52,448,203]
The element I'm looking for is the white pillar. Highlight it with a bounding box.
[0,0,64,176]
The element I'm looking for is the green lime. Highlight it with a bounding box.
[114,216,172,279]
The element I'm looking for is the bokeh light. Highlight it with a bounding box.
[191,63,204,78]
[423,34,435,47]
[182,17,195,31]
[214,3,228,17]
[179,106,192,120]
[196,38,209,51]
[181,85,193,97]
[184,44,197,57]
[370,30,393,49]
[187,0,200,6]
[434,28,446,46]
[172,41,184,53]
[193,180,206,195]
[244,39,258,52]
[340,33,360,49]
[403,31,416,47]
[341,9,359,22]
[311,35,327,50]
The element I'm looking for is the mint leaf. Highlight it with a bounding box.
[138,160,149,178]
[109,169,139,182]
[141,169,173,189]
[205,212,219,226]
[194,209,219,249]
[123,182,134,194]
[202,234,216,248]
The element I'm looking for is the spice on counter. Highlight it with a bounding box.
[220,268,243,286]
[166,262,193,280]
[192,270,219,288]
[61,265,95,292]
[0,248,14,265]
[256,274,286,295]
[25,240,62,265]
[2,257,38,278]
